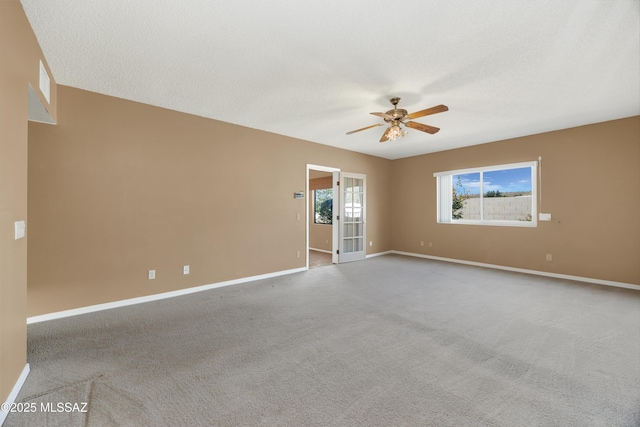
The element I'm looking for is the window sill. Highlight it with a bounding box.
[440,220,537,227]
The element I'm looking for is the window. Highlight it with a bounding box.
[434,161,537,226]
[314,189,333,224]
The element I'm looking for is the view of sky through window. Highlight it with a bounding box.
[454,167,531,195]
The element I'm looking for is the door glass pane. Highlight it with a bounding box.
[344,239,354,253]
[354,238,363,252]
[344,190,352,205]
[344,206,353,222]
[354,203,363,221]
[351,193,361,220]
[353,178,362,193]
[344,177,353,192]
[354,223,362,236]
[344,223,353,237]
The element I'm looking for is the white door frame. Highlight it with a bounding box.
[306,164,340,269]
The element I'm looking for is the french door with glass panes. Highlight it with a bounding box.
[338,172,366,263]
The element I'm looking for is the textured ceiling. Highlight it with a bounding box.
[21,0,640,160]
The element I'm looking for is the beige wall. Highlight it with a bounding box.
[27,86,392,316]
[309,177,333,251]
[0,0,56,403]
[391,116,640,285]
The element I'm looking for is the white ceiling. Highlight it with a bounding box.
[21,0,640,160]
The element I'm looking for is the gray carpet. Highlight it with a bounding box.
[5,255,640,426]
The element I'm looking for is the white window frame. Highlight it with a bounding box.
[434,161,538,227]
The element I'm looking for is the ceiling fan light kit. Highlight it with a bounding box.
[387,124,406,141]
[347,97,448,143]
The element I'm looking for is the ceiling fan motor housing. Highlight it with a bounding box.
[385,97,407,122]
[384,108,408,122]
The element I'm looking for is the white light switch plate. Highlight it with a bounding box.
[14,221,26,240]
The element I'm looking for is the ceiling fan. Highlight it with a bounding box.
[346,97,448,142]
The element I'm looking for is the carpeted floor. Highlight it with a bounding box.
[5,255,640,426]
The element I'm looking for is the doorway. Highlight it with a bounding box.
[306,165,367,268]
[307,165,338,268]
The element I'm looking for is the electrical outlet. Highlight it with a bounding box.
[14,221,26,240]
[539,213,552,221]
[546,254,552,261]
[296,250,300,258]
[183,265,190,275]
[369,241,373,247]
[428,242,433,248]
[420,241,425,247]
[148,270,156,280]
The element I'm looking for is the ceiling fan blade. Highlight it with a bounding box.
[345,123,384,135]
[406,104,448,120]
[379,127,392,142]
[405,121,440,134]
[370,112,394,120]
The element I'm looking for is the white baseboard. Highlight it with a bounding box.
[310,249,391,258]
[27,267,307,324]
[1,364,30,426]
[366,250,393,259]
[391,251,640,291]
[309,248,332,254]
